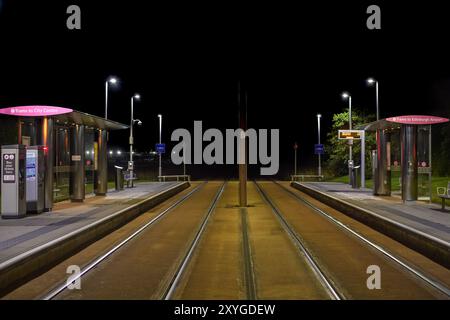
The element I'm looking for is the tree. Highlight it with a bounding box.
[325,108,376,177]
[434,123,450,176]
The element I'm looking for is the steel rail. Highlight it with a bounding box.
[254,181,343,300]
[274,181,450,298]
[43,181,208,300]
[163,181,226,300]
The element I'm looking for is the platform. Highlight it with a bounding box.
[0,181,189,294]
[292,181,450,268]
[0,182,182,263]
[297,182,450,242]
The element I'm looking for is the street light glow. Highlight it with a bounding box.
[134,93,141,100]
[341,92,350,99]
[366,77,376,85]
[108,77,118,84]
[317,114,322,118]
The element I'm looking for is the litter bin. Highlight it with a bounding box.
[351,165,360,189]
[114,166,124,191]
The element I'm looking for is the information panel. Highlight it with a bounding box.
[338,130,364,140]
[2,153,16,183]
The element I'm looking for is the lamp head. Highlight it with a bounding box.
[366,78,376,86]
[108,76,118,85]
[341,92,350,100]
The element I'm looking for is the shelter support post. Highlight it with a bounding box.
[96,129,108,196]
[70,124,85,202]
[401,124,418,201]
[40,117,54,211]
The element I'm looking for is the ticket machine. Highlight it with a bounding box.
[1,145,27,218]
[26,146,45,214]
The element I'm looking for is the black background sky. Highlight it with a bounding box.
[1,1,450,178]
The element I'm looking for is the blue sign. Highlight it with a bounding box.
[156,143,166,154]
[314,144,324,155]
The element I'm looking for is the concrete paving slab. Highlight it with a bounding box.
[0,182,178,264]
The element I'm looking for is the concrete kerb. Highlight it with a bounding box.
[291,182,450,269]
[0,181,190,297]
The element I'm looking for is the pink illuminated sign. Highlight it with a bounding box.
[386,115,449,125]
[0,106,73,117]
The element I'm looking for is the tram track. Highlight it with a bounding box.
[254,181,450,299]
[254,181,342,300]
[6,180,450,300]
[172,181,331,300]
[240,207,257,300]
[43,181,225,300]
[163,182,226,299]
[274,181,450,297]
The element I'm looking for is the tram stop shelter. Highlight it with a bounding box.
[359,115,449,202]
[0,105,128,212]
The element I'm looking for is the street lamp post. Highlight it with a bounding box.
[342,92,353,185]
[367,78,379,120]
[158,114,162,181]
[129,93,141,187]
[183,141,186,178]
[367,77,381,192]
[294,142,298,176]
[317,114,322,176]
[105,77,118,119]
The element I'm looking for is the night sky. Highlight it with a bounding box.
[1,1,450,178]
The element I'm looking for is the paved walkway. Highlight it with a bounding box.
[0,182,178,264]
[300,182,450,243]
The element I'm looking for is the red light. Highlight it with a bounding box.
[43,146,49,152]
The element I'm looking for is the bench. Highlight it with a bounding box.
[124,172,137,188]
[437,182,450,211]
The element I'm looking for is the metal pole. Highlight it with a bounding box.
[375,81,379,121]
[238,82,247,207]
[318,115,322,176]
[349,96,353,185]
[361,130,365,188]
[96,129,108,195]
[429,125,432,203]
[294,147,297,176]
[183,141,186,177]
[41,117,54,211]
[70,124,85,202]
[158,114,162,180]
[349,96,352,129]
[105,81,108,119]
[401,125,418,201]
[130,97,134,187]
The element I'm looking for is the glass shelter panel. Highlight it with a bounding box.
[417,125,432,200]
[390,130,402,194]
[84,128,96,195]
[54,126,71,201]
